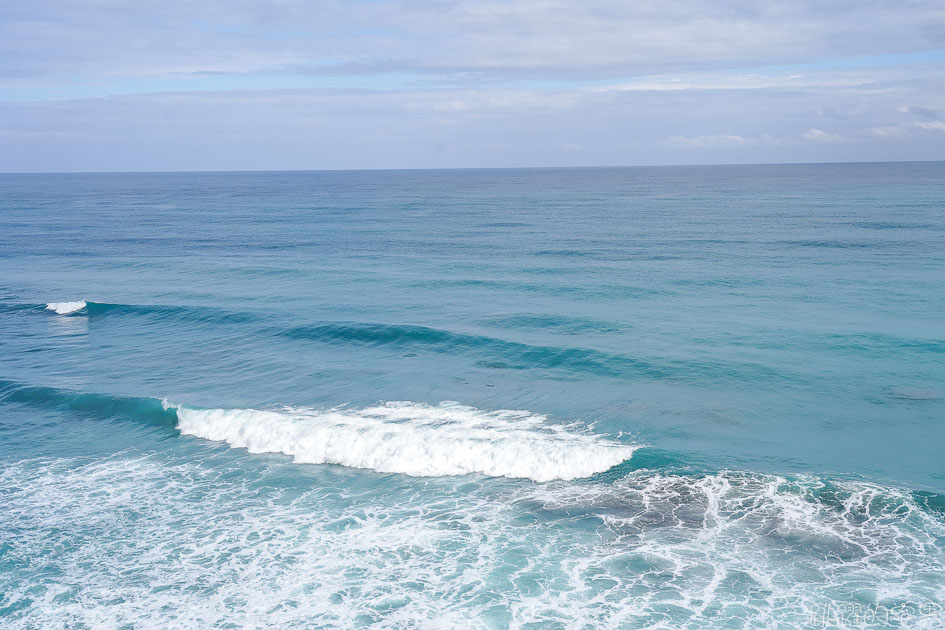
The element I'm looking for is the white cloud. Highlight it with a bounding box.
[2,1,945,81]
[3,2,945,170]
[914,121,945,132]
[3,75,945,172]
[897,105,940,119]
[597,70,878,93]
[802,129,842,142]
[661,134,753,148]
[870,125,908,138]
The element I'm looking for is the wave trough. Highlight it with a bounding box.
[172,401,636,482]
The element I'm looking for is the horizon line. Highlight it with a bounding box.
[2,158,943,176]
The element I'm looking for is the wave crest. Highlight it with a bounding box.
[172,401,636,482]
[45,301,87,315]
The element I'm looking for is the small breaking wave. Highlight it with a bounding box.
[39,300,262,324]
[45,301,87,315]
[171,401,637,482]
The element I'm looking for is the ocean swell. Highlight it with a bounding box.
[0,379,179,428]
[40,300,262,324]
[172,401,637,482]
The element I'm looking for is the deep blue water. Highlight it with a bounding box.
[1,164,944,628]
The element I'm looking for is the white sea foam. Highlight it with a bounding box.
[171,401,636,482]
[2,456,943,629]
[45,301,87,315]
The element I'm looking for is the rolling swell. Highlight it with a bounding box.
[35,300,263,325]
[281,322,796,384]
[484,313,622,334]
[81,301,260,324]
[0,379,178,428]
[283,322,664,377]
[28,299,798,384]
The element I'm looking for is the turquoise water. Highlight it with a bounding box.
[1,164,944,628]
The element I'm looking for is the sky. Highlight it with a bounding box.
[1,0,944,172]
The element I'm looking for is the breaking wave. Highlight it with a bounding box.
[45,301,87,315]
[172,401,637,482]
[0,379,634,481]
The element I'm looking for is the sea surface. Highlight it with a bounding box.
[1,163,944,628]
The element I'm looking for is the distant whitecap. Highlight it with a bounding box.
[45,301,87,315]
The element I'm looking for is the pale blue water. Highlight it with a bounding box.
[1,164,944,628]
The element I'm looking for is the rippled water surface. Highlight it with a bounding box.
[1,164,944,628]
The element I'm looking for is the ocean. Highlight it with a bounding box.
[1,163,943,628]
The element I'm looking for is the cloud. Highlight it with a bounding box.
[897,105,940,119]
[870,125,909,138]
[914,120,945,132]
[868,119,945,138]
[2,1,945,81]
[802,129,842,142]
[661,134,754,148]
[2,2,945,170]
[7,76,941,172]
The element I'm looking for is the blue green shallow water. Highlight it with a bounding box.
[1,164,944,628]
